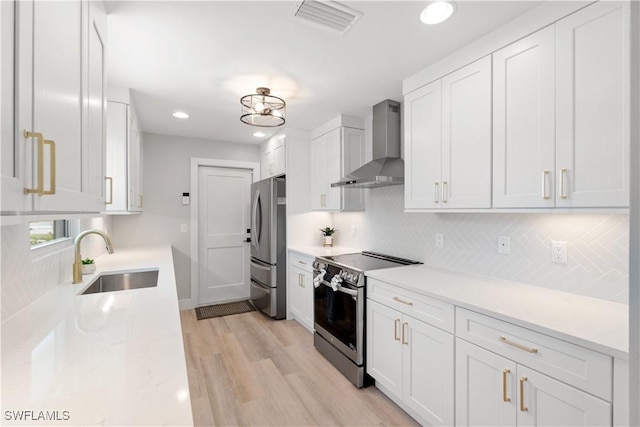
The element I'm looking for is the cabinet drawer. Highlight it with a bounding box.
[289,252,313,272]
[456,308,612,401]
[367,278,454,333]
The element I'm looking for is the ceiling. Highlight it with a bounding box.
[106,1,542,145]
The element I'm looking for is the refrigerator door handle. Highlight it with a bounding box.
[252,189,260,249]
[250,260,271,271]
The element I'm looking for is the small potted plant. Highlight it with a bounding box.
[320,227,336,247]
[81,258,96,275]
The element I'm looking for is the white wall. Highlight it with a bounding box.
[332,187,629,304]
[1,216,112,322]
[109,132,260,301]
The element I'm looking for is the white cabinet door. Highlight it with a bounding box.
[324,128,342,210]
[300,269,313,330]
[105,102,128,211]
[403,316,454,427]
[311,135,328,210]
[493,26,556,208]
[456,339,517,427]
[86,0,107,212]
[31,0,85,212]
[556,1,629,207]
[517,366,612,427]
[288,265,305,324]
[128,109,142,212]
[340,127,365,211]
[0,0,30,213]
[404,80,442,210]
[441,56,492,208]
[367,300,403,397]
[272,137,285,177]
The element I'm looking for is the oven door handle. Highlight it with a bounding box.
[319,280,358,297]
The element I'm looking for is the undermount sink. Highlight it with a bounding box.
[81,270,159,295]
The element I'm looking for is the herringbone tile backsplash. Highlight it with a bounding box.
[332,186,629,304]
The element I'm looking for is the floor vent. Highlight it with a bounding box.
[289,0,363,35]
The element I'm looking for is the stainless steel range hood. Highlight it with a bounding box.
[331,99,403,189]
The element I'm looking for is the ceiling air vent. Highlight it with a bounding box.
[289,0,363,35]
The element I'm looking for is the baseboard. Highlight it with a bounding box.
[179,299,195,310]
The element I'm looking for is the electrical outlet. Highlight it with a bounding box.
[498,236,510,254]
[435,233,444,248]
[180,224,188,233]
[351,225,357,238]
[551,241,568,264]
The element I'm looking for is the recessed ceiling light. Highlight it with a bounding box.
[420,1,456,25]
[172,111,189,119]
[253,132,266,138]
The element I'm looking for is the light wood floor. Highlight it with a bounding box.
[180,309,420,427]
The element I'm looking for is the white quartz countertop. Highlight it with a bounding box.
[367,264,629,360]
[288,245,361,258]
[1,246,193,426]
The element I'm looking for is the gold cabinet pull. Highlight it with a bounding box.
[301,273,305,288]
[499,336,538,353]
[42,139,56,195]
[105,177,113,204]
[442,181,448,203]
[433,182,439,203]
[23,130,44,195]
[394,319,400,341]
[298,260,307,265]
[559,168,568,199]
[139,194,144,208]
[393,296,413,306]
[541,170,549,199]
[520,376,528,412]
[503,369,511,402]
[298,273,302,287]
[401,322,409,345]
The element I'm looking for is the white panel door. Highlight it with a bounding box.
[517,366,612,427]
[403,316,454,426]
[366,300,403,397]
[198,166,252,306]
[493,26,556,208]
[456,339,517,427]
[404,80,442,210]
[556,1,629,207]
[32,0,85,212]
[441,56,492,208]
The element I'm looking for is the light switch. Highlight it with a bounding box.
[180,224,188,233]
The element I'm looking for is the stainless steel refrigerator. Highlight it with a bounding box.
[249,176,286,319]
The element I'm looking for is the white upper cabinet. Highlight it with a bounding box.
[1,0,107,214]
[405,80,442,210]
[555,1,629,208]
[105,91,144,214]
[492,26,556,208]
[405,56,491,210]
[311,119,365,212]
[260,134,286,179]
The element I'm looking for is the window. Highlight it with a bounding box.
[29,220,69,247]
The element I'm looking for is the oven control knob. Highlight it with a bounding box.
[349,273,357,282]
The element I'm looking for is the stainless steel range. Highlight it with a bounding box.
[312,251,420,387]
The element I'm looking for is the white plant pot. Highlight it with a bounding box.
[82,264,96,275]
[322,236,334,247]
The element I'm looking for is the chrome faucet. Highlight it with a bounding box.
[73,230,114,284]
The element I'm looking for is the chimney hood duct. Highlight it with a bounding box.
[331,99,403,189]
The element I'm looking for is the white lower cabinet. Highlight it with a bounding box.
[367,299,454,426]
[456,339,612,427]
[288,252,314,332]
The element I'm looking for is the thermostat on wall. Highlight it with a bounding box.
[182,192,190,205]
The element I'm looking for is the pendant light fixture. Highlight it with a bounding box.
[240,87,286,127]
